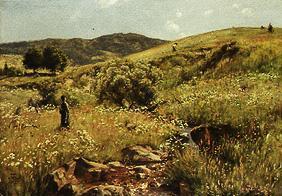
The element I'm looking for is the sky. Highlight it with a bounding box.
[0,0,282,43]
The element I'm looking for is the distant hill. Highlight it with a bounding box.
[0,33,167,65]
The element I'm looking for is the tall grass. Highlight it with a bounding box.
[166,120,282,195]
[0,99,175,194]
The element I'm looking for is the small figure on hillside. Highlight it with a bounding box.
[172,43,178,52]
[3,62,8,75]
[59,95,70,128]
[268,23,274,33]
[260,25,265,29]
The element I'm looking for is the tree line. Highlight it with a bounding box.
[23,46,69,74]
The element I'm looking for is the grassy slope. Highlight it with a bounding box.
[0,27,281,194]
[123,27,282,195]
[127,27,282,61]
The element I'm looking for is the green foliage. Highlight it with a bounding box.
[38,83,58,106]
[22,46,68,74]
[22,48,43,72]
[43,46,68,73]
[93,60,161,108]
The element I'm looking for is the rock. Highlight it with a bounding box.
[107,161,125,169]
[122,145,162,164]
[136,173,147,180]
[74,157,109,183]
[148,179,161,188]
[133,165,151,174]
[190,124,234,151]
[82,185,127,196]
[44,161,76,194]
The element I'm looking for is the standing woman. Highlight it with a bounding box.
[60,95,70,128]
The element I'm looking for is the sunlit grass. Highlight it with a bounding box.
[0,27,282,195]
[0,99,176,194]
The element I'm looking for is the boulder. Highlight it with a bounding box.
[44,158,111,195]
[121,145,162,164]
[74,157,109,183]
[44,161,77,194]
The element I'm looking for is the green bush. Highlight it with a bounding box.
[22,48,43,73]
[37,83,58,107]
[43,46,68,73]
[93,60,161,108]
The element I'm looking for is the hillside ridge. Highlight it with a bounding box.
[0,33,167,65]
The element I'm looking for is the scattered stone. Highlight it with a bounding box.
[107,161,125,169]
[122,145,162,164]
[44,153,176,195]
[133,165,151,174]
[136,173,147,180]
[82,185,127,196]
[148,179,161,188]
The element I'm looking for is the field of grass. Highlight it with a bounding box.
[0,88,176,194]
[0,27,281,195]
[0,55,23,69]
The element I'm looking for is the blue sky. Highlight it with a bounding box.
[0,0,282,43]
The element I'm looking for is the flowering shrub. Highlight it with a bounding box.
[92,60,161,108]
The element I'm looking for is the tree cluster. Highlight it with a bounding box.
[23,46,68,73]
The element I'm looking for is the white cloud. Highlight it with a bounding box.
[95,0,129,8]
[232,3,240,9]
[178,32,186,38]
[241,8,255,17]
[166,20,180,33]
[69,10,82,22]
[176,10,183,18]
[204,9,214,16]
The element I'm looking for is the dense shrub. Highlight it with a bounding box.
[37,83,58,107]
[43,46,68,73]
[93,60,161,108]
[23,48,43,73]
